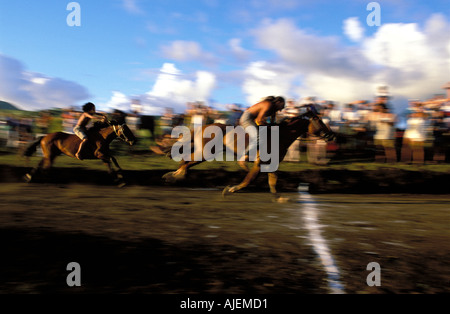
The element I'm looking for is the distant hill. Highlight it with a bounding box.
[0,101,20,111]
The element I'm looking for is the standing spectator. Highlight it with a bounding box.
[325,102,342,133]
[430,110,448,163]
[160,108,174,136]
[35,110,52,134]
[371,103,397,163]
[190,102,205,128]
[401,106,428,164]
[226,104,243,126]
[62,109,77,133]
[125,110,140,133]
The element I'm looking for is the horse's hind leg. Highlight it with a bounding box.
[25,138,60,182]
[25,154,56,182]
[24,158,45,182]
[103,156,126,187]
[162,159,201,183]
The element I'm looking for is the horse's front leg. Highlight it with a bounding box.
[223,161,261,196]
[267,172,288,203]
[102,157,114,175]
[268,172,278,194]
[110,156,123,172]
[110,156,125,185]
[102,156,126,187]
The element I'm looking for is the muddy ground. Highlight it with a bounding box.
[1,164,450,194]
[0,163,449,294]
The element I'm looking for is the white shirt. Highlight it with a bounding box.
[403,117,427,141]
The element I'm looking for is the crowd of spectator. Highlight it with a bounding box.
[276,91,450,164]
[2,83,450,165]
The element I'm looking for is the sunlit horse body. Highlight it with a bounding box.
[162,109,335,197]
[23,120,136,185]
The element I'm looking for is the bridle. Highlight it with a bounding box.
[295,106,335,141]
[106,120,133,144]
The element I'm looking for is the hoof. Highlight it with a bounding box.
[222,185,239,198]
[117,182,127,188]
[222,185,232,198]
[273,196,290,203]
[163,171,184,183]
[162,171,175,183]
[24,173,32,183]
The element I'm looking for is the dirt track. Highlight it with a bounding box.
[1,163,450,194]
[1,180,449,294]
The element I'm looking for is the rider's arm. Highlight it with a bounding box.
[83,112,97,119]
[85,112,106,120]
[95,112,106,118]
[255,102,270,125]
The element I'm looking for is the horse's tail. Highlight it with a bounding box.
[160,142,177,158]
[23,136,44,157]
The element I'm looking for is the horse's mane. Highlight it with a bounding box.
[90,120,120,131]
[278,112,312,127]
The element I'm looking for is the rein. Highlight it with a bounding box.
[105,120,129,142]
[289,111,334,141]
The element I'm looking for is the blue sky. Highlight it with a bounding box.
[0,0,449,114]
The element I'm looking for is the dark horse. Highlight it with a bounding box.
[23,120,136,186]
[161,108,335,198]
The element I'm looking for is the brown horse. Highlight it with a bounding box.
[23,120,136,185]
[161,109,335,198]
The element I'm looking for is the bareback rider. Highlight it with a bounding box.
[239,96,285,162]
[74,102,107,160]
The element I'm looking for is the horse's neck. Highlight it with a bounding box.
[99,127,116,143]
[282,118,309,142]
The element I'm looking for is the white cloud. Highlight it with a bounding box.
[100,91,131,112]
[78,63,217,115]
[296,73,376,104]
[362,14,450,99]
[122,0,144,15]
[252,18,370,78]
[246,15,450,112]
[242,61,296,105]
[137,63,217,114]
[343,17,365,42]
[0,54,91,110]
[160,40,217,65]
[229,38,252,62]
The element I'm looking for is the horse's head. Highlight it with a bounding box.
[304,109,335,142]
[112,123,136,146]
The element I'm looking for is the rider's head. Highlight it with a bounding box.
[82,102,96,113]
[273,96,285,111]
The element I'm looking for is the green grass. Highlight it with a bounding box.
[2,148,450,174]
